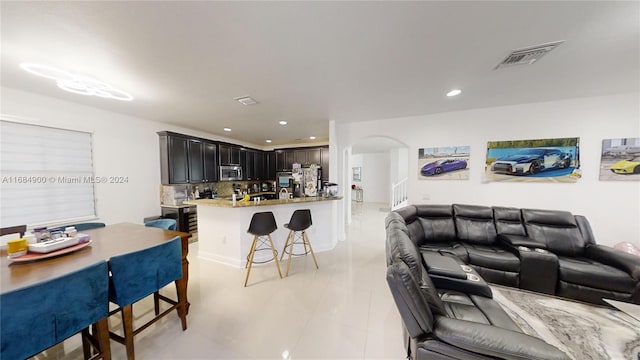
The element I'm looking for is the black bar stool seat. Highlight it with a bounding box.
[245,211,282,286]
[280,209,319,276]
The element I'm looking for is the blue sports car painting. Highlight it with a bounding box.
[421,159,468,176]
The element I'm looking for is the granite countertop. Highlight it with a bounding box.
[184,196,343,208]
[160,204,196,209]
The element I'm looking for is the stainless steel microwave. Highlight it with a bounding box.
[219,165,243,181]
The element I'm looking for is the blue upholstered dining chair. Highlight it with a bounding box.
[73,222,106,231]
[107,236,186,360]
[49,222,106,233]
[144,218,177,231]
[0,261,110,360]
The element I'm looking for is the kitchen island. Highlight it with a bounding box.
[184,197,342,267]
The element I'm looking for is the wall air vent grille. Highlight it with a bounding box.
[494,40,564,69]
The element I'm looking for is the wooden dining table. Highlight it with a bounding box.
[0,222,192,359]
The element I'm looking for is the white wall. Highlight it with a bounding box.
[336,93,640,247]
[350,153,390,203]
[0,87,246,227]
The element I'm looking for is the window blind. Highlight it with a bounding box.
[0,120,97,228]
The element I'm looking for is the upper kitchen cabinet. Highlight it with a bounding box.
[242,150,266,180]
[294,148,321,166]
[273,146,328,176]
[159,133,189,184]
[253,151,265,180]
[188,139,204,182]
[219,143,241,165]
[266,151,276,180]
[203,142,218,182]
[274,150,290,171]
[321,146,329,181]
[158,132,218,184]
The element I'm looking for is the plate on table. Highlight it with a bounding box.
[7,241,92,263]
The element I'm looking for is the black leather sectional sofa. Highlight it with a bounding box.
[385,204,640,360]
[391,204,639,305]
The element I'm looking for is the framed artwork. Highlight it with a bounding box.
[484,137,580,183]
[599,138,640,181]
[418,145,470,180]
[352,167,361,181]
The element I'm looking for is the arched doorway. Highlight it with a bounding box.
[344,136,409,225]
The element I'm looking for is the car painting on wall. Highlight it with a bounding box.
[418,145,470,180]
[599,138,640,181]
[484,137,580,183]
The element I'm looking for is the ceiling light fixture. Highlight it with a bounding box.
[309,136,316,140]
[446,89,462,97]
[19,63,133,101]
[223,128,232,132]
[279,121,288,125]
[265,139,272,143]
[234,96,258,105]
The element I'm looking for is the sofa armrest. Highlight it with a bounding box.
[433,316,569,360]
[498,234,545,249]
[585,244,640,280]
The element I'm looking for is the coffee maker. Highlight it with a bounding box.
[276,172,293,195]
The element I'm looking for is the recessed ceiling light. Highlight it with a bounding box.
[20,63,133,101]
[279,121,288,125]
[446,89,462,97]
[233,96,258,105]
[223,128,232,132]
[309,136,316,140]
[265,139,272,143]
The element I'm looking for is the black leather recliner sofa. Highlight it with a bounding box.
[391,204,640,305]
[385,214,569,360]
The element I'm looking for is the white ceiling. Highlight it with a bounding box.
[1,1,638,148]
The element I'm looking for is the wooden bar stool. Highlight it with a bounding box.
[245,211,282,287]
[280,209,319,276]
[107,236,186,360]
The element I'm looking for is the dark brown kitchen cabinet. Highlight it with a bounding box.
[188,140,204,182]
[295,148,321,166]
[274,147,327,172]
[285,150,295,169]
[219,144,241,165]
[275,150,287,171]
[163,135,189,184]
[266,151,276,180]
[294,150,307,165]
[321,146,330,181]
[242,150,266,180]
[307,148,321,165]
[203,142,218,182]
[253,151,265,180]
[241,149,251,180]
[158,132,217,184]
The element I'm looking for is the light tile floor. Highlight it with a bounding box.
[35,202,404,359]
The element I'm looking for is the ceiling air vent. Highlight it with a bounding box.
[494,40,564,69]
[234,96,258,105]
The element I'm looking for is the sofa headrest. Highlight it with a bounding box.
[493,206,526,236]
[386,261,435,338]
[522,208,585,256]
[393,205,418,224]
[415,204,453,218]
[453,204,497,245]
[522,208,577,227]
[493,206,522,222]
[453,204,493,219]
